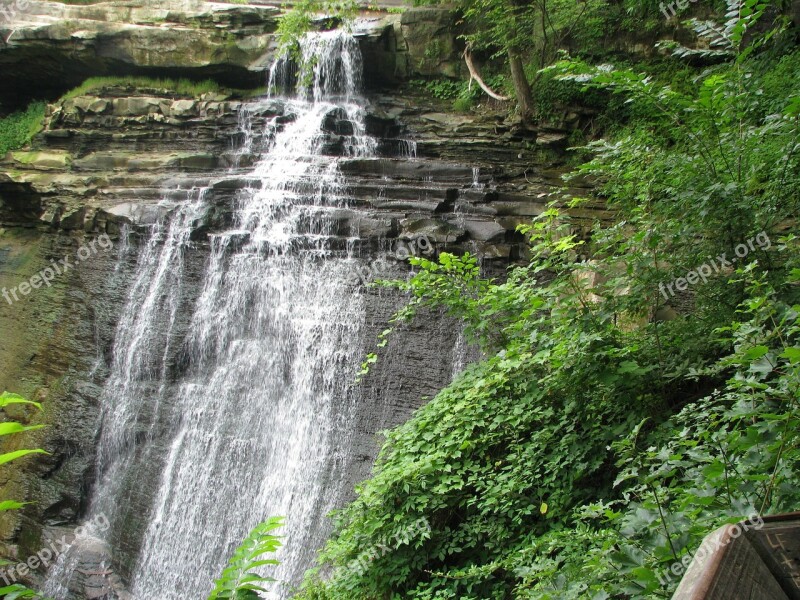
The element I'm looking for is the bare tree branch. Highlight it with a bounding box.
[463,47,512,101]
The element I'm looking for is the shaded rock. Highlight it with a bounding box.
[352,215,396,239]
[111,98,162,117]
[535,131,569,147]
[400,217,465,243]
[420,112,475,128]
[461,219,506,242]
[340,158,473,182]
[476,242,512,259]
[0,1,278,110]
[399,7,464,79]
[59,207,87,230]
[169,99,198,118]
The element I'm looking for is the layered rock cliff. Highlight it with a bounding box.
[0,3,611,596]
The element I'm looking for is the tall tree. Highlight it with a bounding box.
[452,0,606,122]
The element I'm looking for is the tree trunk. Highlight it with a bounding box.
[508,50,535,124]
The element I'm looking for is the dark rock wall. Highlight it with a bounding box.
[0,4,606,593]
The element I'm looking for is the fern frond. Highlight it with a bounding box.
[208,517,284,600]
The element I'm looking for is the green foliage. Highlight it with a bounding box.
[0,583,40,599]
[299,9,800,600]
[410,76,511,112]
[0,102,46,157]
[275,0,316,60]
[411,0,671,117]
[451,0,667,68]
[0,392,47,489]
[454,0,606,64]
[546,47,798,310]
[302,231,799,600]
[451,95,474,113]
[0,392,47,599]
[753,48,800,116]
[208,517,284,600]
[61,77,227,102]
[511,263,800,599]
[529,70,609,121]
[275,0,359,62]
[410,79,464,101]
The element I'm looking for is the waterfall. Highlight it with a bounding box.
[46,31,383,599]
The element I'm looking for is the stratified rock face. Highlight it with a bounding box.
[0,79,605,252]
[0,77,595,593]
[0,0,469,111]
[0,4,610,592]
[0,0,280,109]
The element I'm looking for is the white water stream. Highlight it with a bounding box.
[45,31,382,599]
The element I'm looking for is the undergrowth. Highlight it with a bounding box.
[297,4,800,599]
[60,77,265,101]
[0,102,46,156]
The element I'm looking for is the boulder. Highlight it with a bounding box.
[400,217,465,243]
[400,7,464,79]
[461,219,507,242]
[169,99,198,118]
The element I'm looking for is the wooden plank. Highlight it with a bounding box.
[673,525,788,600]
[747,514,800,599]
[672,514,800,600]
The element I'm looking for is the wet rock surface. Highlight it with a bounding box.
[0,74,609,592]
[0,1,615,589]
[0,1,466,111]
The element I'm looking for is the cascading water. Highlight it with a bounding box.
[46,31,388,599]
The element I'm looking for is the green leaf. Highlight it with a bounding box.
[0,391,42,411]
[742,345,769,361]
[779,347,800,364]
[0,448,48,467]
[0,500,27,512]
[208,517,283,600]
[0,584,39,599]
[0,422,44,437]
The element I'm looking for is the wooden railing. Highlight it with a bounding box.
[673,512,800,600]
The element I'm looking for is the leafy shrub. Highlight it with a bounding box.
[298,5,800,599]
[411,75,512,107]
[452,95,474,112]
[62,77,223,102]
[529,70,610,121]
[753,48,800,117]
[0,103,46,157]
[0,392,47,599]
[410,79,464,101]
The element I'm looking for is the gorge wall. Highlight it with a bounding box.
[0,2,608,598]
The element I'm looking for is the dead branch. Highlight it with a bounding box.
[463,48,511,102]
